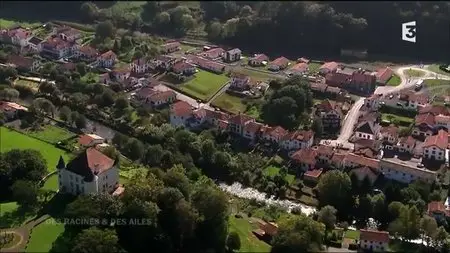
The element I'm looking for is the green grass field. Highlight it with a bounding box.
[0,202,18,217]
[308,62,322,73]
[25,125,76,144]
[14,79,40,92]
[228,216,271,253]
[81,72,100,84]
[263,166,295,185]
[344,230,360,240]
[180,70,229,101]
[381,113,413,126]
[386,74,401,86]
[404,69,425,77]
[42,174,59,191]
[211,93,247,114]
[0,19,41,29]
[26,218,65,253]
[427,64,450,77]
[233,68,277,82]
[424,79,450,96]
[0,127,72,172]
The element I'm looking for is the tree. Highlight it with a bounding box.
[76,62,87,76]
[80,2,99,22]
[239,5,253,17]
[97,89,115,107]
[125,138,145,161]
[31,97,55,117]
[434,226,449,249]
[133,50,144,59]
[96,21,115,40]
[11,180,39,208]
[317,170,352,218]
[72,227,120,253]
[318,205,337,231]
[59,106,72,123]
[262,96,299,129]
[155,12,171,26]
[113,39,121,53]
[226,232,241,252]
[420,215,438,246]
[206,21,223,40]
[311,117,323,138]
[112,133,129,148]
[163,165,191,200]
[271,214,325,253]
[75,114,87,129]
[114,97,129,111]
[0,88,19,101]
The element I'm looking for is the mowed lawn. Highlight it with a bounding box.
[0,127,72,172]
[211,93,247,114]
[404,69,425,77]
[0,202,18,217]
[0,19,41,29]
[26,218,65,253]
[180,70,229,101]
[386,74,401,86]
[424,80,450,96]
[42,174,59,191]
[25,125,76,144]
[228,216,271,253]
[263,165,295,185]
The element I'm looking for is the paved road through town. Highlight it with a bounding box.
[321,65,445,149]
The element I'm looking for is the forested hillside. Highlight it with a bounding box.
[1,1,449,60]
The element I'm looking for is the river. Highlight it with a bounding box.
[218,182,316,216]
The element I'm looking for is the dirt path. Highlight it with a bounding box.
[0,215,50,253]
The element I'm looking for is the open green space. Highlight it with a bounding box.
[228,216,271,253]
[427,64,450,77]
[180,70,229,101]
[81,72,99,84]
[245,105,261,120]
[0,19,41,29]
[0,202,19,217]
[14,79,40,92]
[263,165,296,185]
[211,93,247,114]
[424,79,450,96]
[404,69,425,77]
[0,127,72,172]
[233,68,276,82]
[381,113,413,126]
[42,174,59,191]
[344,229,360,240]
[25,125,76,144]
[308,62,322,73]
[386,74,401,86]
[26,218,65,253]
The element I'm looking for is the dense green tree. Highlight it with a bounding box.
[72,227,121,253]
[317,170,352,219]
[80,2,99,22]
[59,105,72,123]
[75,114,87,129]
[96,21,115,39]
[125,138,145,161]
[11,180,39,208]
[311,117,323,138]
[0,88,19,101]
[226,231,241,252]
[420,215,438,246]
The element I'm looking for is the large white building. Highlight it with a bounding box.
[423,129,448,161]
[379,158,437,184]
[57,148,119,195]
[359,229,390,252]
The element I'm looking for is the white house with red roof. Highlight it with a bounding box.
[54,26,82,43]
[248,54,269,67]
[285,62,308,76]
[280,130,314,151]
[303,168,323,183]
[316,99,343,129]
[0,27,32,47]
[130,58,152,75]
[96,50,117,68]
[359,229,390,252]
[202,47,225,60]
[57,148,119,195]
[6,55,41,72]
[413,113,435,137]
[41,36,77,59]
[319,61,339,75]
[78,134,105,147]
[268,57,289,71]
[423,129,448,161]
[171,61,196,76]
[290,148,318,171]
[223,48,242,62]
[230,73,251,90]
[75,45,99,62]
[242,121,264,141]
[146,90,177,108]
[228,114,255,135]
[435,114,450,130]
[0,101,28,120]
[375,67,394,85]
[170,101,194,127]
[262,126,288,144]
[397,136,417,154]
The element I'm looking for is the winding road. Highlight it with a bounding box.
[321,65,448,149]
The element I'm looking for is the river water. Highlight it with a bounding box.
[218,182,316,216]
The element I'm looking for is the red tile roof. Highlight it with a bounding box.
[314,145,334,157]
[78,134,104,146]
[415,113,435,127]
[352,70,376,85]
[244,121,264,134]
[43,36,73,50]
[376,67,394,83]
[5,27,32,40]
[188,56,226,72]
[380,125,399,137]
[170,101,193,117]
[251,54,269,62]
[203,47,225,58]
[0,101,28,112]
[270,57,289,67]
[65,147,115,180]
[304,168,323,178]
[320,61,339,71]
[345,153,380,169]
[360,229,390,243]
[398,136,416,147]
[427,201,448,216]
[172,61,194,73]
[282,130,314,142]
[264,126,288,139]
[351,166,379,183]
[291,148,317,165]
[7,55,34,69]
[298,57,310,63]
[423,129,448,149]
[419,105,450,116]
[205,109,229,121]
[436,114,450,124]
[229,114,254,126]
[289,62,308,72]
[79,45,98,57]
[99,50,117,60]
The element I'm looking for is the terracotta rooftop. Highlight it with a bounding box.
[99,50,117,60]
[78,134,104,146]
[79,45,98,57]
[148,90,176,103]
[229,114,254,126]
[270,56,289,67]
[320,61,339,71]
[360,229,390,243]
[423,129,448,149]
[0,101,28,112]
[243,121,264,134]
[291,148,317,165]
[345,153,380,169]
[288,62,308,72]
[250,54,269,62]
[398,136,416,147]
[64,147,115,182]
[419,105,450,116]
[427,201,449,216]
[170,101,193,117]
[264,126,288,139]
[376,67,394,83]
[304,168,323,178]
[351,166,379,184]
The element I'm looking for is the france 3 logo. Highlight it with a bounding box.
[402,21,417,43]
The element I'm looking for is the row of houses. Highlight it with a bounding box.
[169,101,315,150]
